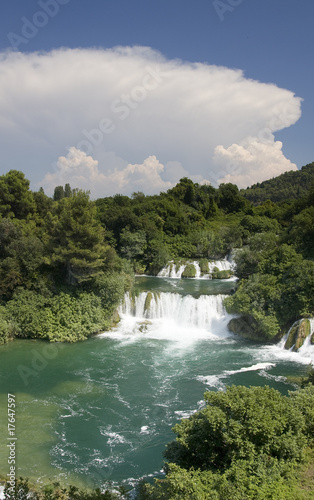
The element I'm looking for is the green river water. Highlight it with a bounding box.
[0,276,313,491]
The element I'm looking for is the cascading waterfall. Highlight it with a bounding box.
[157,257,235,279]
[157,263,185,278]
[192,261,201,278]
[117,291,232,341]
[298,318,314,357]
[121,291,226,323]
[269,318,314,361]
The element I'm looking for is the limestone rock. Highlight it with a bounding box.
[227,315,265,342]
[285,319,311,351]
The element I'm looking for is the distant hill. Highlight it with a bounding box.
[241,162,314,205]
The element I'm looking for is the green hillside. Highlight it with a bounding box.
[241,162,314,204]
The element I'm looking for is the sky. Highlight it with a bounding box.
[0,0,313,197]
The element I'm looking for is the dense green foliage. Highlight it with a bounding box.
[95,178,248,274]
[224,243,314,339]
[3,477,129,499]
[1,162,314,344]
[0,172,132,344]
[241,162,314,205]
[138,385,314,499]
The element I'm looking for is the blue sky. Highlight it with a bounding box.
[0,0,313,196]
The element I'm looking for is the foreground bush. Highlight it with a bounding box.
[137,385,314,499]
[4,478,129,499]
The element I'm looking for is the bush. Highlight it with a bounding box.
[138,385,314,500]
[212,269,233,279]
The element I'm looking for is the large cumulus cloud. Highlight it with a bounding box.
[0,46,302,195]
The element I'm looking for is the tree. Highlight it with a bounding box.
[218,183,248,213]
[0,170,35,219]
[165,385,306,471]
[33,188,54,220]
[168,177,196,205]
[119,228,146,260]
[0,219,46,299]
[48,191,109,284]
[64,183,72,198]
[53,185,65,201]
[139,385,314,500]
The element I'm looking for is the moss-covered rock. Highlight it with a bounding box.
[111,309,120,327]
[181,264,196,278]
[144,292,153,314]
[227,315,268,342]
[212,269,233,279]
[284,323,299,350]
[199,259,209,275]
[174,260,183,273]
[285,319,311,351]
[138,320,152,333]
[294,319,311,350]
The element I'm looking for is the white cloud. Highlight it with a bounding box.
[42,148,172,197]
[213,136,298,188]
[0,46,302,195]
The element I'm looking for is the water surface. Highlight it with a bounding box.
[0,277,312,489]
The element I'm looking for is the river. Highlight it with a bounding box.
[0,275,313,491]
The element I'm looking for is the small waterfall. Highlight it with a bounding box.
[119,291,230,334]
[157,263,185,278]
[298,319,314,358]
[157,258,234,279]
[192,261,201,278]
[208,260,233,273]
[277,318,314,359]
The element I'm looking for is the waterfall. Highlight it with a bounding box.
[276,319,314,359]
[298,319,314,358]
[119,291,230,332]
[191,261,201,278]
[208,260,233,272]
[157,263,185,278]
[157,258,235,279]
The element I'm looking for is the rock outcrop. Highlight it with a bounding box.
[284,319,311,351]
[227,315,266,342]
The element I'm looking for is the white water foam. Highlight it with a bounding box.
[196,374,226,390]
[101,291,234,344]
[253,339,314,365]
[100,428,129,447]
[140,426,149,434]
[197,363,276,390]
[224,362,276,375]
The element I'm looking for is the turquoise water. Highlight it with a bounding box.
[0,277,313,490]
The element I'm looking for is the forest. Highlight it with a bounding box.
[0,163,314,498]
[1,162,313,345]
